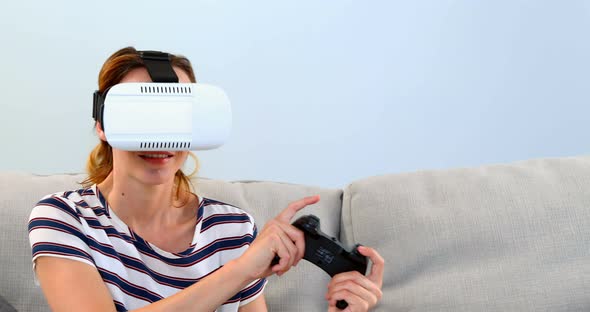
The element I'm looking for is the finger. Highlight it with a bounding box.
[276,195,320,223]
[357,246,385,288]
[265,221,299,274]
[327,278,379,308]
[329,272,381,296]
[276,230,298,273]
[329,271,364,285]
[274,222,305,265]
[271,237,290,274]
[263,222,286,268]
[328,272,382,304]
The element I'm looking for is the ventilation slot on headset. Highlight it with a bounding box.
[139,85,193,94]
[139,141,191,150]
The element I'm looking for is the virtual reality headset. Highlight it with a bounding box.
[92,50,232,151]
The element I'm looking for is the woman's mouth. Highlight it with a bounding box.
[138,152,174,165]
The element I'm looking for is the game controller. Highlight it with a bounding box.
[271,214,368,309]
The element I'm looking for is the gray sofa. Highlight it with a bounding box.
[1,156,589,311]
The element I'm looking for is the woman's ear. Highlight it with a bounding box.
[95,122,107,142]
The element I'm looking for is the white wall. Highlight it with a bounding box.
[1,1,589,188]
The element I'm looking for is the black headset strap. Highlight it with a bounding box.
[139,50,179,83]
[93,50,179,123]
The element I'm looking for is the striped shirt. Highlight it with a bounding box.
[28,185,266,311]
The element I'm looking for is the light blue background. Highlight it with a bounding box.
[1,1,588,188]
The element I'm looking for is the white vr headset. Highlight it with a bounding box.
[92,50,232,151]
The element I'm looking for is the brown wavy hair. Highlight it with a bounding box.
[81,47,198,202]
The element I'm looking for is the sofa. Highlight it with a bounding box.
[1,156,589,311]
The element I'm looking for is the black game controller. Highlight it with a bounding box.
[271,214,368,310]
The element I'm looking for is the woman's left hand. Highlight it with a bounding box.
[325,246,384,311]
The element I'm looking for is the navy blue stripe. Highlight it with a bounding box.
[89,205,110,217]
[176,245,196,256]
[86,237,120,259]
[252,223,259,239]
[73,216,133,243]
[83,216,112,229]
[241,278,266,300]
[201,198,239,209]
[69,193,107,214]
[36,197,81,223]
[94,187,111,217]
[224,278,266,304]
[80,188,95,196]
[201,214,251,232]
[116,254,199,288]
[73,200,91,209]
[114,300,127,312]
[226,293,240,303]
[29,219,88,243]
[133,234,253,266]
[99,224,133,242]
[99,268,163,303]
[32,243,93,263]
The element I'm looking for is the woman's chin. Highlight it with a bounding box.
[139,168,177,185]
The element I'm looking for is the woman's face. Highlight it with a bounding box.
[96,67,193,186]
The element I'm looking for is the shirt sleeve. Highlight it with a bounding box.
[238,216,267,306]
[28,193,96,272]
[238,277,267,306]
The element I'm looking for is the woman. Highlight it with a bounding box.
[28,47,384,311]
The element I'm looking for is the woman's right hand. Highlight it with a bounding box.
[236,195,320,280]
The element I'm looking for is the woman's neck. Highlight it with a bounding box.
[97,171,195,231]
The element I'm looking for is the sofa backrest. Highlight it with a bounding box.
[0,173,342,312]
[4,156,590,312]
[342,156,590,311]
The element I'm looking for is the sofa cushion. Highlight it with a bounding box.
[341,156,590,311]
[0,294,16,312]
[0,172,78,312]
[0,172,341,312]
